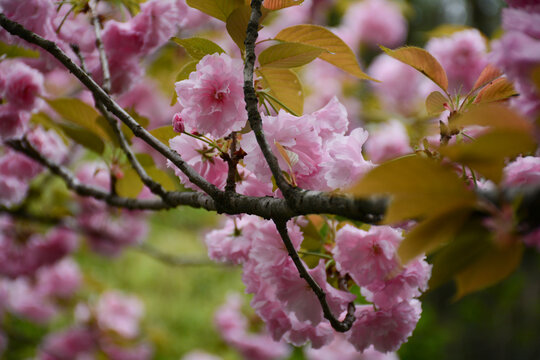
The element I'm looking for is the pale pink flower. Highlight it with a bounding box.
[340,0,407,49]
[27,126,68,164]
[0,60,44,110]
[363,257,432,309]
[368,54,425,115]
[168,134,229,191]
[39,327,95,360]
[321,128,374,190]
[333,225,402,287]
[347,300,422,353]
[182,351,223,360]
[503,156,540,187]
[503,7,540,38]
[523,228,540,251]
[426,29,488,94]
[0,150,42,180]
[175,0,213,29]
[102,342,153,360]
[236,168,274,197]
[205,215,259,264]
[0,105,29,140]
[242,110,323,185]
[0,176,27,207]
[0,0,57,43]
[285,317,334,349]
[276,261,355,325]
[4,278,58,323]
[311,96,349,141]
[306,334,400,360]
[175,53,247,137]
[36,258,82,298]
[96,291,144,339]
[365,120,412,163]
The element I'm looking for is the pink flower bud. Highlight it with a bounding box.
[172,113,185,133]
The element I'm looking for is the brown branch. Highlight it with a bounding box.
[273,218,356,332]
[243,0,295,199]
[88,0,110,93]
[225,132,238,193]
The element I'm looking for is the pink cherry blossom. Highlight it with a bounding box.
[306,334,400,360]
[27,126,68,164]
[311,96,349,141]
[205,215,260,264]
[347,300,422,353]
[175,53,247,137]
[368,54,425,116]
[285,317,335,349]
[339,0,407,49]
[102,342,153,360]
[172,113,185,133]
[0,0,57,43]
[365,120,412,163]
[333,225,402,287]
[0,60,44,110]
[426,29,488,94]
[236,168,274,197]
[3,278,58,323]
[275,261,355,325]
[39,327,96,360]
[96,291,144,339]
[503,156,540,187]
[321,128,374,190]
[242,110,323,185]
[0,150,42,180]
[363,257,432,309]
[36,258,82,298]
[182,351,223,360]
[168,134,229,191]
[0,105,29,140]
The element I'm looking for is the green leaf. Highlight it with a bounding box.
[0,41,40,58]
[429,222,491,290]
[259,42,325,68]
[171,37,225,60]
[226,5,252,51]
[439,129,536,183]
[473,77,518,104]
[381,46,449,92]
[146,167,179,191]
[257,68,304,115]
[398,205,472,264]
[135,153,155,167]
[454,240,523,299]
[263,0,304,10]
[186,0,244,21]
[450,104,533,133]
[149,126,178,146]
[275,25,374,80]
[116,168,144,198]
[45,98,103,136]
[57,123,105,154]
[425,91,449,115]
[348,155,476,223]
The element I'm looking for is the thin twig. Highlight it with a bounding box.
[225,132,238,193]
[88,0,111,93]
[243,0,295,199]
[273,218,356,332]
[136,243,220,267]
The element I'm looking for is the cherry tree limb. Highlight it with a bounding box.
[273,218,356,332]
[88,0,110,93]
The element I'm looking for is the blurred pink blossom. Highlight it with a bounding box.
[503,156,540,187]
[365,120,412,163]
[96,291,144,339]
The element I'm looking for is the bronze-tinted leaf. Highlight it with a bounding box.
[258,42,324,68]
[263,0,304,10]
[186,0,244,21]
[381,46,448,92]
[425,91,449,115]
[473,77,518,104]
[472,64,503,92]
[257,68,304,115]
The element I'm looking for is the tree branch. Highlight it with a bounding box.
[243,0,295,198]
[273,218,356,332]
[88,0,110,93]
[0,13,220,199]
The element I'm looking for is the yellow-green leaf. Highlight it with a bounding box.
[116,168,144,198]
[146,167,180,191]
[259,42,325,68]
[399,205,472,264]
[381,46,448,91]
[263,0,304,10]
[472,64,503,92]
[186,0,244,21]
[450,104,533,133]
[226,5,252,51]
[425,91,449,115]
[45,98,103,136]
[348,155,476,223]
[171,37,225,60]
[257,68,303,115]
[473,77,518,104]
[149,126,178,146]
[0,41,40,58]
[275,25,374,80]
[439,129,536,183]
[58,123,105,154]
[454,240,523,299]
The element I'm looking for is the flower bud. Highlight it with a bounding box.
[172,113,185,133]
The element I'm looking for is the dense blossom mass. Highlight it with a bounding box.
[0,0,539,359]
